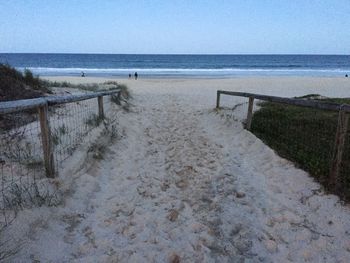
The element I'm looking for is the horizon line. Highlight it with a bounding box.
[0,52,349,56]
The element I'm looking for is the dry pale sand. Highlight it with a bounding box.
[4,77,350,262]
[46,76,350,98]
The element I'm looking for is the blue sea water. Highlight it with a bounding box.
[0,53,350,78]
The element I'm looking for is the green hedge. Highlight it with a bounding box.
[251,96,350,200]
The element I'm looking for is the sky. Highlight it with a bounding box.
[0,0,350,54]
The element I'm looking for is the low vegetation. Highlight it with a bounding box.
[0,64,51,130]
[0,65,131,259]
[85,113,104,127]
[110,83,131,111]
[0,65,129,131]
[45,80,124,92]
[45,81,100,92]
[0,63,51,102]
[0,63,128,102]
[251,95,350,200]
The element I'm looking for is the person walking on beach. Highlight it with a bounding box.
[129,73,132,79]
[134,72,138,80]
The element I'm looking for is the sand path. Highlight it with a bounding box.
[10,91,350,262]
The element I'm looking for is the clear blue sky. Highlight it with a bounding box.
[0,0,349,54]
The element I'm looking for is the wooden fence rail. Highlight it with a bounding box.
[216,90,350,191]
[0,90,120,114]
[216,90,350,113]
[0,89,120,177]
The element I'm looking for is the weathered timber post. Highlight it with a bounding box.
[216,91,221,109]
[330,108,349,191]
[97,96,104,119]
[38,103,55,178]
[245,97,255,130]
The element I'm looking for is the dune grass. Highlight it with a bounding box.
[45,80,125,93]
[0,63,51,102]
[251,95,350,200]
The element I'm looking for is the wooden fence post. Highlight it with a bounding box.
[330,108,349,191]
[216,91,221,109]
[38,104,55,178]
[245,97,255,130]
[97,96,104,119]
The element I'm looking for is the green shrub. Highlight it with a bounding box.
[0,63,51,102]
[251,96,350,200]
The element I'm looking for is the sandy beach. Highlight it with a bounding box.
[46,76,350,98]
[3,0,350,261]
[4,76,350,262]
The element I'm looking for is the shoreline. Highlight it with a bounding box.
[34,72,350,79]
[44,74,349,79]
[44,76,350,99]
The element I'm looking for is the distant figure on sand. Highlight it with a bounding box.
[134,72,138,80]
[346,74,348,78]
[81,72,85,77]
[128,74,132,79]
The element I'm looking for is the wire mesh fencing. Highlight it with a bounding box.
[215,94,250,126]
[50,94,120,172]
[50,97,101,171]
[216,91,350,201]
[0,108,54,226]
[250,102,337,186]
[104,94,119,123]
[342,125,350,197]
[0,90,120,227]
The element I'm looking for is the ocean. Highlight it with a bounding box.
[0,53,349,78]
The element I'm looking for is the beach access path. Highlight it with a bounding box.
[7,77,350,262]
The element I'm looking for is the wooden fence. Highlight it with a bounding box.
[216,90,350,191]
[0,89,120,178]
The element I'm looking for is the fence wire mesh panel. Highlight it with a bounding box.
[0,109,44,177]
[0,109,54,226]
[103,95,120,141]
[216,95,249,125]
[216,90,350,200]
[251,102,336,184]
[0,90,120,227]
[104,95,118,122]
[49,97,100,172]
[339,117,350,199]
